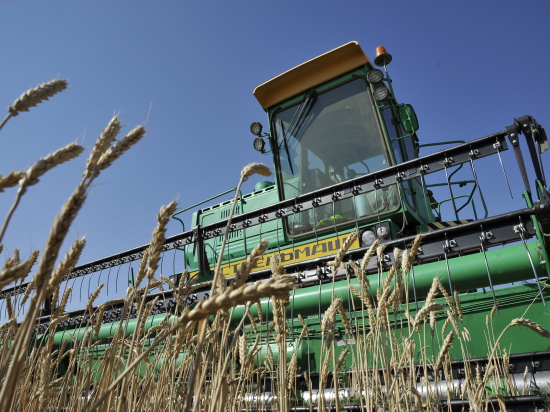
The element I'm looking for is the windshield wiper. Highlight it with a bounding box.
[278,89,317,176]
[279,120,294,175]
[287,89,316,138]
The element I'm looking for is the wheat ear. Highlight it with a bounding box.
[9,78,68,115]
[86,116,122,172]
[97,125,146,170]
[328,231,358,269]
[241,163,272,182]
[46,237,86,295]
[0,171,24,193]
[0,78,68,131]
[509,318,550,338]
[410,233,422,260]
[0,250,39,292]
[145,200,178,281]
[233,239,269,288]
[360,239,380,273]
[434,331,454,370]
[413,302,444,328]
[0,142,84,244]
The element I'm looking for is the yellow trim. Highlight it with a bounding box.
[253,41,372,110]
[192,234,360,278]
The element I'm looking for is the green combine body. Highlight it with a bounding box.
[3,41,550,409]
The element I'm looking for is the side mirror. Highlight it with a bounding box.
[399,104,419,133]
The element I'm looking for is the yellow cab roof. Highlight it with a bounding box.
[253,41,372,110]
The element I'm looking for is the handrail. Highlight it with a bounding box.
[431,194,478,221]
[427,180,487,219]
[171,187,240,233]
[415,140,466,157]
[171,187,243,270]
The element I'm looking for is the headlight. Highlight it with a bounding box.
[373,85,389,101]
[253,137,265,152]
[366,69,384,84]
[361,230,376,247]
[377,226,389,238]
[250,122,263,136]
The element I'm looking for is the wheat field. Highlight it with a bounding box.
[0,79,548,412]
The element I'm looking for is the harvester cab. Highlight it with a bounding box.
[252,41,428,240]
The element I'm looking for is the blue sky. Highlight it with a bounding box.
[0,1,549,306]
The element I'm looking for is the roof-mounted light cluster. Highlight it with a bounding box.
[367,46,393,102]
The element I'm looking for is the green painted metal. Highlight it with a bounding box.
[49,313,176,347]
[231,242,544,322]
[523,186,550,278]
[254,181,274,191]
[245,282,550,374]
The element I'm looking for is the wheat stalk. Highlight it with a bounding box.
[88,276,294,412]
[0,118,146,410]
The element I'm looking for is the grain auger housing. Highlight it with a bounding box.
[2,41,550,411]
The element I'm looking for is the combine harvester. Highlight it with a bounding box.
[2,42,549,410]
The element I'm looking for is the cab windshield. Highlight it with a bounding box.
[272,78,398,236]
